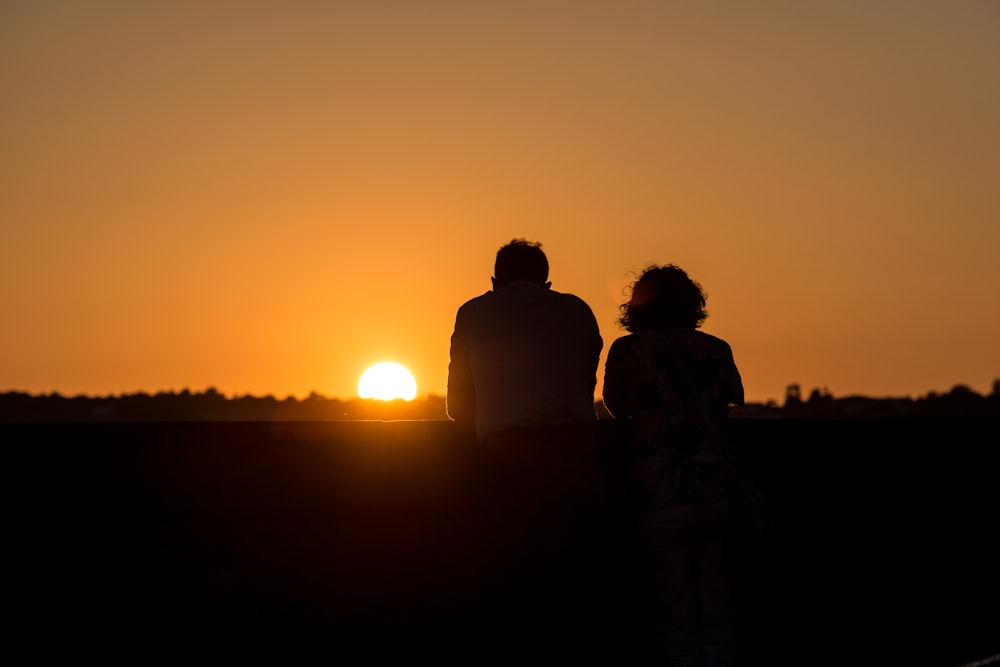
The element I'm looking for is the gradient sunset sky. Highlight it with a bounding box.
[3,1,998,405]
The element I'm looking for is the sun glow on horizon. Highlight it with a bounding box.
[357,362,418,401]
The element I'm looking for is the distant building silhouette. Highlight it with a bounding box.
[784,383,802,407]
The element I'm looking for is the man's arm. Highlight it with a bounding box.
[446,313,476,426]
[588,312,603,400]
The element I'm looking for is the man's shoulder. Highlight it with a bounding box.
[549,289,587,303]
[457,287,598,329]
[548,289,597,314]
[456,291,494,312]
[554,293,601,333]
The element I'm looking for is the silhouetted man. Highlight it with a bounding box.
[447,238,602,440]
[446,238,606,652]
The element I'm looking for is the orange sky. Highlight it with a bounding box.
[2,1,998,405]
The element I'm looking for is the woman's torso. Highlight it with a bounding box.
[603,328,744,510]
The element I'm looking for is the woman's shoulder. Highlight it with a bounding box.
[607,333,641,359]
[690,329,733,348]
[609,329,734,355]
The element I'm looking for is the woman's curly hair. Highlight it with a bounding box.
[617,264,708,332]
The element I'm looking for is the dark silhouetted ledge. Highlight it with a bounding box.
[4,419,998,664]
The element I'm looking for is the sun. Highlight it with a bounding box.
[357,362,418,401]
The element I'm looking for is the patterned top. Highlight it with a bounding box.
[602,328,744,510]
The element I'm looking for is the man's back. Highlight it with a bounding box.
[447,280,602,442]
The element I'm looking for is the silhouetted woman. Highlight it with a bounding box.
[602,264,745,667]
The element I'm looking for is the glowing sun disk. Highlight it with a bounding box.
[357,362,417,401]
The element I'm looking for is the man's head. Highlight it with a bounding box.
[492,238,551,289]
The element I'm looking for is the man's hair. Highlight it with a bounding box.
[494,238,549,286]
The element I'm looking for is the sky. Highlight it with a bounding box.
[2,0,998,405]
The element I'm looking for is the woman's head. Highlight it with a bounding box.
[618,264,708,332]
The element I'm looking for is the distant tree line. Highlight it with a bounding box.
[1,381,998,423]
[0,388,448,423]
[735,380,1000,419]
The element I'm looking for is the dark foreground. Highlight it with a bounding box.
[4,418,999,664]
